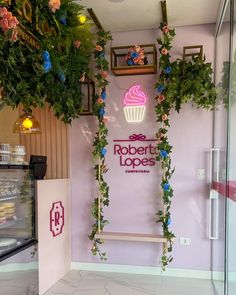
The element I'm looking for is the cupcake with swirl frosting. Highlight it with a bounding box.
[123,85,147,122]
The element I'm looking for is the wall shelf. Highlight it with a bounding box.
[111,44,157,76]
[95,232,169,243]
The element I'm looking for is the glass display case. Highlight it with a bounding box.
[0,164,37,261]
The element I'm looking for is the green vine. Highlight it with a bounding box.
[155,23,216,270]
[0,0,95,123]
[89,31,112,260]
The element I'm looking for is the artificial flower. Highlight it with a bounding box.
[166,218,171,226]
[103,117,108,124]
[164,66,172,74]
[156,84,165,93]
[97,98,104,104]
[163,183,170,191]
[95,45,103,51]
[43,51,52,73]
[162,114,168,121]
[161,48,168,55]
[101,91,106,100]
[100,71,108,79]
[158,94,165,103]
[160,150,168,158]
[99,108,105,117]
[0,7,19,41]
[131,51,138,59]
[79,74,85,82]
[162,25,169,34]
[74,40,81,48]
[48,0,61,13]
[101,148,107,156]
[134,45,141,53]
[60,16,67,25]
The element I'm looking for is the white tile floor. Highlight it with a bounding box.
[44,270,219,295]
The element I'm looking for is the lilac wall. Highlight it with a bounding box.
[70,24,215,270]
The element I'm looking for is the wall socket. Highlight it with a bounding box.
[197,169,205,180]
[179,237,191,245]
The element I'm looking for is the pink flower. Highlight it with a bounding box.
[158,95,165,103]
[74,40,81,48]
[97,98,104,104]
[162,25,169,34]
[103,117,108,123]
[162,114,168,121]
[0,7,8,18]
[100,71,108,79]
[8,16,19,29]
[48,0,61,13]
[95,45,103,51]
[0,7,19,41]
[79,75,85,82]
[134,45,141,53]
[161,48,168,55]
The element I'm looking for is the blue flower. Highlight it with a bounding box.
[127,59,134,66]
[164,66,172,74]
[58,70,65,82]
[43,51,50,61]
[131,52,138,59]
[43,51,52,73]
[99,108,105,117]
[160,150,168,158]
[166,218,171,226]
[101,91,106,100]
[101,148,107,156]
[156,84,165,93]
[163,183,170,191]
[60,16,67,25]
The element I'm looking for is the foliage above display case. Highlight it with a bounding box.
[0,0,95,123]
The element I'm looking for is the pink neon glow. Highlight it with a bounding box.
[123,85,147,106]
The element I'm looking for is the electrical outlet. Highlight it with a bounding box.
[180,237,191,245]
[197,169,205,180]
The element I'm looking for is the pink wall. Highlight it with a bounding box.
[70,24,216,270]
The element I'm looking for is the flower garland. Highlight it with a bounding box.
[155,23,216,270]
[0,0,94,123]
[89,31,112,260]
[155,23,176,271]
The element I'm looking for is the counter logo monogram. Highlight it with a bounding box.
[113,133,158,173]
[50,201,64,237]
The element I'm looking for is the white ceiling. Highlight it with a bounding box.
[80,0,222,32]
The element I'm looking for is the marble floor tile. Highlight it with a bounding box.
[44,270,220,295]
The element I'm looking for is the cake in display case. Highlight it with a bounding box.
[0,164,37,261]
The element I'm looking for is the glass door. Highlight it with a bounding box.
[213,0,230,294]
[227,0,236,293]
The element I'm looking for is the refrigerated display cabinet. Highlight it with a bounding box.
[0,164,37,261]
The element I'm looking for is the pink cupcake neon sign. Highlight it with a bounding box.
[123,85,147,122]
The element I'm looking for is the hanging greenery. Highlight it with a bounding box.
[0,0,95,123]
[155,23,216,270]
[89,30,112,260]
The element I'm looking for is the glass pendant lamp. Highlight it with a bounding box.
[13,113,41,134]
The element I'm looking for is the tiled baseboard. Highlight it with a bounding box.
[0,262,38,272]
[71,262,236,282]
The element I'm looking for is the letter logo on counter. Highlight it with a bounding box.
[50,201,64,237]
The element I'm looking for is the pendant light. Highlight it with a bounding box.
[13,113,41,134]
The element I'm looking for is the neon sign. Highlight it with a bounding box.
[123,85,147,123]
